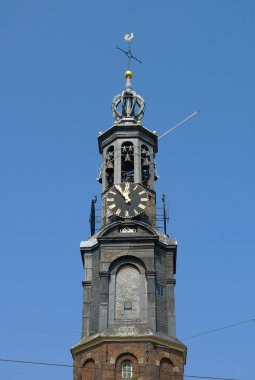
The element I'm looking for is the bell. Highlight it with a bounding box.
[142,158,150,167]
[106,160,114,171]
[124,153,131,162]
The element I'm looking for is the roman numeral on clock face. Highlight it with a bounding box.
[138,203,146,210]
[108,204,116,210]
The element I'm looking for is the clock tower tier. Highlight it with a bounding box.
[71,220,186,379]
[98,120,159,228]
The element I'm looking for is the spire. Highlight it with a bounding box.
[113,34,145,122]
[112,70,145,121]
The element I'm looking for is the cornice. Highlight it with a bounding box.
[71,335,187,363]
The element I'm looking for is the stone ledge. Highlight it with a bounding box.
[71,325,186,362]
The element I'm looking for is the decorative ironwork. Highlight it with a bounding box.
[112,71,145,121]
[117,33,142,69]
[156,194,169,235]
[89,196,101,236]
[113,34,145,121]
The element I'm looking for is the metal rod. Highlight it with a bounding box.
[158,110,199,140]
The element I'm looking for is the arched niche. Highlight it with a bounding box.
[141,144,151,187]
[108,256,147,325]
[115,264,140,321]
[159,358,174,380]
[121,141,134,182]
[82,359,96,380]
[105,145,115,189]
[115,353,137,380]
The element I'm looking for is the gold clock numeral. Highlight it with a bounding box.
[108,190,117,195]
[134,209,139,216]
[115,208,121,216]
[134,185,138,190]
[108,204,116,210]
[141,198,148,202]
[139,190,146,195]
[125,210,129,217]
[107,198,114,202]
[138,203,146,210]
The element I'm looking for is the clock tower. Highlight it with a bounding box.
[71,70,187,379]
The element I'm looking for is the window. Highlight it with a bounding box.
[124,301,132,310]
[141,144,150,187]
[156,284,165,297]
[105,145,114,188]
[122,361,132,378]
[121,142,134,182]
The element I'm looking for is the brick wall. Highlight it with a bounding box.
[73,341,184,380]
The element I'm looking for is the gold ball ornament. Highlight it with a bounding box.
[125,70,133,79]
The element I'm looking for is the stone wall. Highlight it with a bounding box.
[89,252,100,335]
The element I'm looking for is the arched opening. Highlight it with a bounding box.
[122,361,133,378]
[105,145,114,188]
[115,353,137,380]
[160,358,174,380]
[82,359,96,380]
[115,264,140,321]
[121,142,134,182]
[141,144,151,187]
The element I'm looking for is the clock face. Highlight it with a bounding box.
[106,182,149,218]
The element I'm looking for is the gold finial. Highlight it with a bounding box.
[125,70,133,79]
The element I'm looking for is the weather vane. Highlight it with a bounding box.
[117,33,142,69]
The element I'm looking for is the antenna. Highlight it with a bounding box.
[158,111,199,140]
[116,33,142,69]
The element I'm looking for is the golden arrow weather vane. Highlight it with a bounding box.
[117,33,142,69]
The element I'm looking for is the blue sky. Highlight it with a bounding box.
[0,1,254,379]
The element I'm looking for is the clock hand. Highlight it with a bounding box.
[115,185,127,200]
[123,193,131,203]
[123,182,131,203]
[115,184,131,203]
